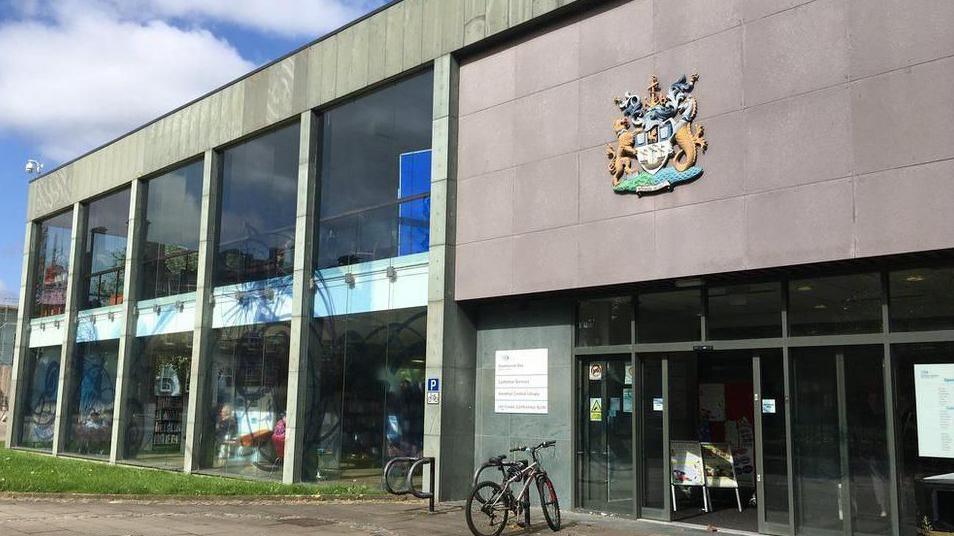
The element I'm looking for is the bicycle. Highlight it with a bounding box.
[465,441,561,536]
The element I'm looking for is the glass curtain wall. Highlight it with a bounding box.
[140,161,203,300]
[31,211,73,318]
[15,345,61,449]
[315,71,433,270]
[81,189,131,309]
[63,339,119,457]
[202,322,290,479]
[215,124,299,287]
[122,332,193,469]
[302,307,426,482]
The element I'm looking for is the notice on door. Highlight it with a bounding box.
[914,363,954,458]
[495,348,548,414]
[589,398,602,421]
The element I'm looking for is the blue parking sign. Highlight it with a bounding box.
[427,378,440,392]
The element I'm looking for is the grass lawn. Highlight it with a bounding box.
[0,445,384,497]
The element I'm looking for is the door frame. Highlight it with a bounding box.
[753,351,794,536]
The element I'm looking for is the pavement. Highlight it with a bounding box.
[0,496,723,536]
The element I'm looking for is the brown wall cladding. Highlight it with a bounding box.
[454,0,954,300]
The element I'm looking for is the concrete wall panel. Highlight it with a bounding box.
[745,179,854,268]
[514,22,580,97]
[851,56,954,175]
[578,0,652,78]
[512,226,579,293]
[854,159,954,257]
[457,169,516,243]
[653,0,740,51]
[848,0,954,80]
[459,47,516,116]
[512,153,579,234]
[743,0,848,106]
[743,85,852,193]
[457,101,516,179]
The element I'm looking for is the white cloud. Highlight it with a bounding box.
[0,4,255,162]
[118,0,385,38]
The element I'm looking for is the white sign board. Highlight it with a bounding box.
[915,363,954,458]
[495,348,548,414]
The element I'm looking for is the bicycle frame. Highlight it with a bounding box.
[485,459,542,513]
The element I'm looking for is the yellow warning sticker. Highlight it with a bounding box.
[589,398,602,421]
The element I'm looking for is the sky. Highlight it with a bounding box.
[0,0,388,303]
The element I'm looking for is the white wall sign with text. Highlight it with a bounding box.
[495,348,548,414]
[914,363,954,458]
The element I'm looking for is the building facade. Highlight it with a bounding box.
[7,1,954,535]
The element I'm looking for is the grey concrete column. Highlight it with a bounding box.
[283,110,319,484]
[184,150,220,472]
[4,221,37,447]
[424,54,478,501]
[109,179,145,462]
[52,203,87,455]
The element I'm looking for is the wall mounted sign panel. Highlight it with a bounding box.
[914,363,954,458]
[494,348,548,414]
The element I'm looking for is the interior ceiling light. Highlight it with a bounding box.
[813,304,828,310]
[905,274,925,282]
[796,285,813,292]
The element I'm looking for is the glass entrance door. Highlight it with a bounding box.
[790,346,892,536]
[578,356,633,514]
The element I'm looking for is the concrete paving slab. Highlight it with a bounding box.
[0,496,724,536]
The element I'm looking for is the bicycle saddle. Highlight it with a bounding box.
[488,455,507,464]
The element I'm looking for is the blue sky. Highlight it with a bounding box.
[0,0,387,302]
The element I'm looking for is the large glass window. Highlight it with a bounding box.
[889,267,954,332]
[892,343,954,535]
[788,273,882,336]
[577,297,632,347]
[63,339,119,457]
[15,345,61,450]
[302,307,425,482]
[707,282,782,339]
[82,189,131,309]
[202,322,289,479]
[216,124,300,286]
[315,71,433,269]
[31,211,73,318]
[637,290,701,343]
[140,161,203,300]
[122,333,192,469]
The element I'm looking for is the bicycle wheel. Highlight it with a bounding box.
[536,475,561,531]
[466,481,509,536]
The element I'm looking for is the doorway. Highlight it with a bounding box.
[577,356,634,514]
[790,345,892,536]
[666,350,772,532]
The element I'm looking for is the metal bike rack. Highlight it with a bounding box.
[383,456,436,513]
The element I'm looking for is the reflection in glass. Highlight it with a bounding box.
[64,340,119,457]
[123,333,192,469]
[641,357,664,509]
[16,346,61,449]
[316,72,433,270]
[82,189,131,309]
[302,308,425,482]
[203,322,289,479]
[791,347,843,533]
[216,124,299,286]
[577,297,632,347]
[637,290,701,343]
[579,358,633,514]
[140,161,203,300]
[844,346,892,534]
[759,351,790,525]
[31,211,73,318]
[889,267,954,332]
[892,343,954,535]
[707,283,781,339]
[788,273,882,336]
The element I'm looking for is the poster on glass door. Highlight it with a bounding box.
[494,348,548,414]
[914,363,954,458]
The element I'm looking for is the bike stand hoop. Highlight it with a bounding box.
[383,456,436,513]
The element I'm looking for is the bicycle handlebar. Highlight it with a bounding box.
[509,440,556,453]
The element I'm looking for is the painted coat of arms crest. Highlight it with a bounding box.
[607,74,708,195]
